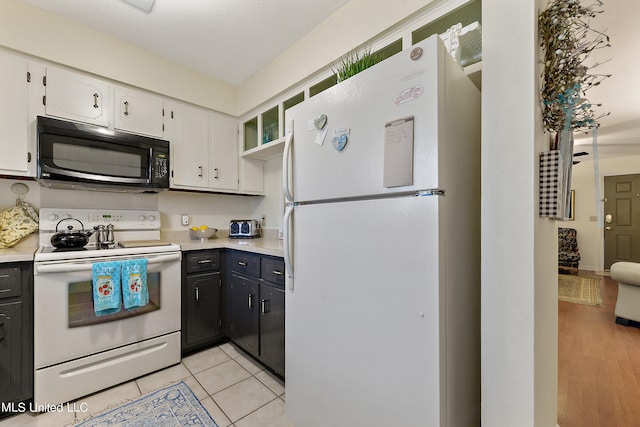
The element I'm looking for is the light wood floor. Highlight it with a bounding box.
[558,271,640,427]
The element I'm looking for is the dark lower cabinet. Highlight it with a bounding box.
[0,262,33,417]
[227,250,285,377]
[182,250,224,354]
[182,249,285,377]
[258,281,285,376]
[229,274,259,356]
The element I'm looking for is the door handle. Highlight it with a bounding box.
[93,93,99,109]
[283,204,294,283]
[195,286,199,302]
[248,294,254,309]
[261,299,269,314]
[282,130,294,203]
[124,100,129,116]
[605,226,612,231]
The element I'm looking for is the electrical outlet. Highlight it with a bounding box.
[181,214,189,226]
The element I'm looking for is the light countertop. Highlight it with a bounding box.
[0,233,39,263]
[0,231,284,264]
[162,230,284,258]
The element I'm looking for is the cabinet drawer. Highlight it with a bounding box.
[0,266,21,299]
[261,258,285,287]
[186,250,220,273]
[230,252,260,277]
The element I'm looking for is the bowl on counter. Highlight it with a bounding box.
[189,227,217,242]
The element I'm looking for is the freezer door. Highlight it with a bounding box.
[285,36,442,203]
[286,195,443,426]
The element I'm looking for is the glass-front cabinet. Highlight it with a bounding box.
[241,91,304,161]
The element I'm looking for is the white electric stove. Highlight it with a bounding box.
[33,208,182,407]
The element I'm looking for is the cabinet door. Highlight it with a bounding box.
[164,102,210,189]
[0,302,24,403]
[45,67,110,126]
[230,274,259,357]
[0,52,30,175]
[259,282,285,377]
[209,113,238,191]
[185,272,221,347]
[114,86,163,137]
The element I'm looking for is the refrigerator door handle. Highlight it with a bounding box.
[283,204,294,285]
[282,130,294,203]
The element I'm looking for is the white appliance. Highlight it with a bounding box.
[282,35,481,427]
[33,208,181,407]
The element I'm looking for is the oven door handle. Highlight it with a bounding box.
[35,253,181,274]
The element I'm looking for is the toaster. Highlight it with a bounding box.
[229,219,261,239]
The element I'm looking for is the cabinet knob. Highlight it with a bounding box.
[238,261,248,266]
[124,100,130,116]
[261,299,269,314]
[93,93,99,109]
[248,294,254,309]
[272,270,283,276]
[195,287,199,302]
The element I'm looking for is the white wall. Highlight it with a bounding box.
[565,154,640,271]
[0,0,237,115]
[482,1,557,426]
[0,178,257,233]
[238,0,442,114]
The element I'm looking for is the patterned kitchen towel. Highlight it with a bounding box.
[121,258,149,309]
[92,261,122,315]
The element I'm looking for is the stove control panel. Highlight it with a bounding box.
[39,208,162,231]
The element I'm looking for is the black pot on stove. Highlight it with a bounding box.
[51,218,96,249]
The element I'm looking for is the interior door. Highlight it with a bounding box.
[604,174,640,269]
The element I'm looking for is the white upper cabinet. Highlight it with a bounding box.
[209,113,239,191]
[0,51,31,175]
[114,86,163,137]
[164,101,210,189]
[165,101,240,192]
[44,67,110,126]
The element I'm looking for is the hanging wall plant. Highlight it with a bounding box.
[538,0,610,219]
[539,0,610,135]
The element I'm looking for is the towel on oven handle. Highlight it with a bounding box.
[121,258,149,309]
[92,261,122,315]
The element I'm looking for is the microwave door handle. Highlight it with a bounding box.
[40,165,150,185]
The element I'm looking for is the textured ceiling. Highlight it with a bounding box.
[19,0,351,86]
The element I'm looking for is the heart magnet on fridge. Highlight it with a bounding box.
[332,134,348,151]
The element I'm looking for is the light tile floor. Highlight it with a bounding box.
[2,342,292,427]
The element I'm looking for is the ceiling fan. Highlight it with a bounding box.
[573,151,589,165]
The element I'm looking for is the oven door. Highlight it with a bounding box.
[33,251,181,369]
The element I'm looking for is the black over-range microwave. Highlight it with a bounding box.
[36,116,170,193]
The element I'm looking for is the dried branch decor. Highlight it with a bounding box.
[539,0,610,135]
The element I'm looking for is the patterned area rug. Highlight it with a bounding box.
[558,274,603,307]
[76,381,218,427]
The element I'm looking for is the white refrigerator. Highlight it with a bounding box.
[282,35,481,427]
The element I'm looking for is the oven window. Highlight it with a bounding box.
[52,139,143,178]
[68,272,160,328]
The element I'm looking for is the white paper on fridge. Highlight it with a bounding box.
[383,116,414,188]
[308,118,329,146]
